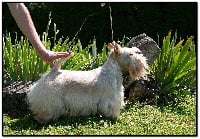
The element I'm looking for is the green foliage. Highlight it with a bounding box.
[3,16,108,84]
[150,31,196,102]
[3,32,49,84]
[3,33,107,84]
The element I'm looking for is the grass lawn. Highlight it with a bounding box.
[3,94,196,136]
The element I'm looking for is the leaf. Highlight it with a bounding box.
[72,59,91,70]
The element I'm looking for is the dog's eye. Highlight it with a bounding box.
[129,53,133,56]
[136,51,142,54]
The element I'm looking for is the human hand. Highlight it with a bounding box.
[40,50,73,66]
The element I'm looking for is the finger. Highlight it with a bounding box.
[56,51,72,54]
[55,52,72,58]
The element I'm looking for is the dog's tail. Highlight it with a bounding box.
[51,52,74,71]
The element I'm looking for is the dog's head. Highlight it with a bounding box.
[107,41,148,80]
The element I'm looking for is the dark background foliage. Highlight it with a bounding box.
[2,2,197,48]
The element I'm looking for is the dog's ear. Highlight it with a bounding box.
[107,41,121,56]
[114,43,121,56]
[107,42,114,50]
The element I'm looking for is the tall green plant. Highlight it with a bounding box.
[3,32,49,84]
[150,31,196,97]
[3,32,108,84]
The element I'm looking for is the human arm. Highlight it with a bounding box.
[7,3,71,65]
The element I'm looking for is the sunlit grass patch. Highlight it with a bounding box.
[3,94,196,135]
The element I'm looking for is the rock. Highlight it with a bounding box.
[126,33,160,66]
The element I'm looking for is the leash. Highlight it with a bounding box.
[66,11,101,51]
[109,3,114,41]
[67,17,88,51]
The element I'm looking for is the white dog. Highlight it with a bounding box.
[27,41,148,124]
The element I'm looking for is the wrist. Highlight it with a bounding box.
[34,43,48,57]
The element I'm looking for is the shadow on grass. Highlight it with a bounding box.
[124,91,196,117]
[6,112,117,132]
